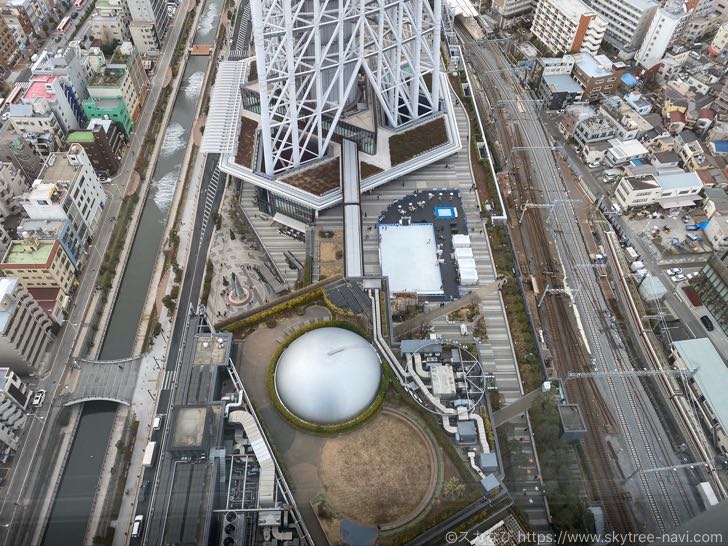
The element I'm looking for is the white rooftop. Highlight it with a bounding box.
[201,59,249,154]
[672,339,728,436]
[657,171,703,190]
[379,223,443,295]
[552,0,598,19]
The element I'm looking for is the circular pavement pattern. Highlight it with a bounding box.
[274,327,382,425]
[319,410,437,527]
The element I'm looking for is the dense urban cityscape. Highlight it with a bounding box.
[0,0,727,542]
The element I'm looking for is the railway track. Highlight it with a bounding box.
[456,26,696,533]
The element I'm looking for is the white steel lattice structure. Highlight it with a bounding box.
[250,0,443,175]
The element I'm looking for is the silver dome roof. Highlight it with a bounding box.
[274,327,381,425]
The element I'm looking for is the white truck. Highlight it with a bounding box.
[629,261,645,273]
[142,441,157,467]
[697,482,718,508]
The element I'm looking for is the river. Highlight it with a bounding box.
[40,0,221,542]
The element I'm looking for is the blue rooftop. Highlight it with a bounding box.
[713,141,728,153]
[621,73,638,87]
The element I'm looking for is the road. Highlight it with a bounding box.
[131,154,223,546]
[0,3,190,542]
[461,32,699,533]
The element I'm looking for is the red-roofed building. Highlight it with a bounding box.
[19,76,82,134]
[27,287,64,324]
[668,110,686,133]
[697,170,716,188]
[697,108,717,132]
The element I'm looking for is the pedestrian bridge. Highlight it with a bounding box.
[62,355,143,407]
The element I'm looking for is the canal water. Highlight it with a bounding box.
[40,0,222,542]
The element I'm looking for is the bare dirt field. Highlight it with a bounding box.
[319,410,436,527]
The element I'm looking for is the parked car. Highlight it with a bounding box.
[71,11,78,18]
[54,35,62,43]
[700,315,714,332]
[670,273,687,282]
[667,267,683,275]
[588,162,601,168]
[1,112,9,122]
[32,389,46,407]
[686,272,699,280]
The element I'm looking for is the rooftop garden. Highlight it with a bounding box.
[281,158,340,196]
[389,116,448,166]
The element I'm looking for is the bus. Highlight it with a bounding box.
[57,16,71,33]
[74,0,84,9]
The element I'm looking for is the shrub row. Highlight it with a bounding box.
[222,288,324,332]
[266,320,386,434]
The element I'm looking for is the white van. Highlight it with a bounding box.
[152,415,163,430]
[132,515,144,537]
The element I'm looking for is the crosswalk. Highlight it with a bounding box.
[199,165,220,240]
[161,369,175,390]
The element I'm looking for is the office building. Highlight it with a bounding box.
[531,0,607,55]
[589,0,657,51]
[21,76,84,133]
[572,53,627,101]
[67,119,124,176]
[7,100,65,157]
[613,170,703,208]
[0,278,54,376]
[709,22,728,55]
[635,4,689,69]
[30,43,91,114]
[126,0,169,53]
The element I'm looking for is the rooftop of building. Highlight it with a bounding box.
[658,170,703,190]
[84,96,123,109]
[24,76,58,101]
[575,53,614,78]
[0,278,19,333]
[87,118,113,132]
[678,130,699,143]
[609,138,648,155]
[28,287,60,317]
[672,338,728,434]
[1,239,56,266]
[549,0,599,19]
[653,151,680,163]
[557,403,587,432]
[90,67,125,87]
[581,115,614,130]
[543,73,583,93]
[712,141,728,153]
[623,173,659,190]
[39,150,83,182]
[67,131,95,143]
[192,333,231,366]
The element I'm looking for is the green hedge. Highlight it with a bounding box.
[266,320,388,434]
[223,288,324,332]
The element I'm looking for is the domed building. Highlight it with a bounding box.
[274,327,382,425]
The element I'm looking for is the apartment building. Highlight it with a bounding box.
[7,100,65,157]
[636,5,689,69]
[0,162,28,222]
[709,22,728,55]
[694,251,728,334]
[18,145,106,267]
[675,130,706,170]
[0,14,19,69]
[604,138,649,166]
[493,0,535,26]
[0,366,32,454]
[89,0,131,44]
[532,0,607,55]
[573,116,617,148]
[0,278,54,376]
[589,0,658,51]
[572,53,627,101]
